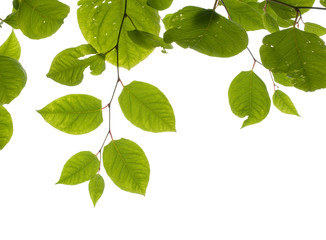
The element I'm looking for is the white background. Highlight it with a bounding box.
[1,1,326,239]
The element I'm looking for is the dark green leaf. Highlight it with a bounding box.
[103,138,150,195]
[13,0,19,10]
[321,0,326,7]
[163,6,248,58]
[273,90,299,116]
[127,30,173,50]
[119,81,176,132]
[260,28,326,91]
[228,71,271,128]
[17,0,70,39]
[304,22,326,37]
[89,174,105,207]
[0,106,13,150]
[57,151,99,185]
[0,31,21,60]
[268,0,314,19]
[147,0,173,10]
[0,55,27,105]
[262,12,279,33]
[37,94,103,135]
[47,44,105,86]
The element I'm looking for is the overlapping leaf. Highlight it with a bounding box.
[0,106,13,150]
[268,0,314,19]
[0,56,27,105]
[273,90,299,116]
[119,81,176,132]
[304,22,326,37]
[37,94,103,134]
[228,71,271,128]
[147,0,173,10]
[47,44,105,86]
[103,138,150,195]
[89,174,105,207]
[163,6,248,58]
[57,151,100,185]
[273,72,294,87]
[127,30,172,50]
[260,28,326,92]
[0,31,21,60]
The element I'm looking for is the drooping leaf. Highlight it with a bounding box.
[89,174,105,207]
[47,44,105,86]
[37,94,103,135]
[304,22,326,37]
[273,90,299,116]
[77,0,160,69]
[119,81,176,132]
[228,71,271,128]
[163,6,248,58]
[147,0,173,10]
[0,55,27,105]
[0,31,21,60]
[103,138,150,195]
[262,12,279,33]
[0,106,13,150]
[16,0,70,39]
[260,28,326,92]
[273,72,294,87]
[127,30,173,50]
[57,151,99,185]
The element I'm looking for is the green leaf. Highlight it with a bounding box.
[147,0,173,10]
[223,0,264,31]
[127,30,173,50]
[273,90,299,116]
[304,22,326,37]
[0,55,27,105]
[37,94,103,135]
[228,71,271,128]
[103,138,150,195]
[268,0,314,19]
[57,151,99,185]
[0,31,21,60]
[89,174,105,207]
[262,12,279,33]
[119,81,176,132]
[17,0,70,39]
[260,28,326,92]
[321,0,326,7]
[77,0,160,69]
[163,6,248,58]
[47,44,105,86]
[3,11,19,29]
[13,0,19,10]
[0,106,13,150]
[273,72,294,87]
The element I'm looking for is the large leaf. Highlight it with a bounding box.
[228,71,271,128]
[103,138,150,195]
[272,90,299,116]
[0,56,27,105]
[77,0,160,69]
[119,81,176,132]
[163,6,248,58]
[16,0,70,39]
[147,0,173,10]
[47,44,105,86]
[0,31,21,60]
[304,22,326,37]
[260,28,326,92]
[37,94,103,135]
[57,151,100,185]
[89,174,105,207]
[0,106,13,150]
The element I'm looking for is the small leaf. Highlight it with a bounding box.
[57,151,100,185]
[119,81,176,132]
[0,55,27,105]
[3,11,19,29]
[304,22,326,37]
[37,94,103,135]
[273,90,299,116]
[89,174,105,207]
[147,0,173,10]
[262,13,279,33]
[47,44,105,86]
[103,138,150,195]
[13,0,19,10]
[0,106,13,150]
[228,71,271,128]
[0,31,21,60]
[128,30,173,50]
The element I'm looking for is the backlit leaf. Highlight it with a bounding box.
[0,31,21,60]
[262,12,279,33]
[119,81,176,132]
[268,0,314,19]
[321,0,326,7]
[273,72,294,87]
[163,6,248,58]
[89,174,105,207]
[228,71,271,128]
[304,22,326,37]
[103,138,150,195]
[127,30,173,50]
[273,90,299,116]
[147,0,173,10]
[0,106,13,150]
[3,11,19,29]
[0,55,27,105]
[57,151,99,185]
[37,94,103,135]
